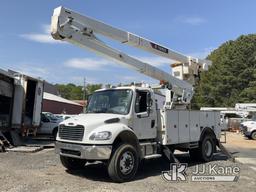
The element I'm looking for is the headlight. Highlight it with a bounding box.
[89,131,112,140]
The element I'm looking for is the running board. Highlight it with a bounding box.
[144,154,162,159]
[189,142,199,149]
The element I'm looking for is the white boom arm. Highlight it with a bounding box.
[51,6,212,104]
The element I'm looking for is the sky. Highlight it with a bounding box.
[1,0,256,86]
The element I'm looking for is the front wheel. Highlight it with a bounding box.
[60,155,87,170]
[108,144,139,182]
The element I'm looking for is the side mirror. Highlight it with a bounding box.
[147,93,153,107]
[147,93,153,114]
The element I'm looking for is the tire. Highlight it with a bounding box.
[108,144,139,182]
[251,131,256,140]
[60,155,87,170]
[246,135,252,139]
[190,135,215,162]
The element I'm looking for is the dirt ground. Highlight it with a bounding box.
[224,132,256,149]
[0,146,256,192]
[223,132,256,169]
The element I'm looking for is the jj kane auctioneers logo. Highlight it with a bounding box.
[162,163,240,182]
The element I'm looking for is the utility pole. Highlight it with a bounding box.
[83,77,86,113]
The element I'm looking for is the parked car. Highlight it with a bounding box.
[55,114,76,121]
[241,120,256,140]
[37,112,63,139]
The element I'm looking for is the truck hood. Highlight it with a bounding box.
[60,113,124,127]
[58,113,128,144]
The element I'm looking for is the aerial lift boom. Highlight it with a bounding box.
[51,6,212,105]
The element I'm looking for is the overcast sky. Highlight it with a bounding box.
[1,0,256,85]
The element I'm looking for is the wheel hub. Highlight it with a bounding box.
[205,140,212,157]
[120,151,134,175]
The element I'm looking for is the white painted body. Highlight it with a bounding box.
[160,110,221,145]
[241,120,256,138]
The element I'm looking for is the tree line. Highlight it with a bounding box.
[192,34,256,108]
[56,83,102,100]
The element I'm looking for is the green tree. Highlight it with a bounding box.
[192,34,256,109]
[86,84,102,95]
[55,83,102,100]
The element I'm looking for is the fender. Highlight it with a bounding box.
[200,127,217,141]
[200,127,218,150]
[112,130,141,157]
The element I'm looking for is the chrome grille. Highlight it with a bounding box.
[59,125,84,141]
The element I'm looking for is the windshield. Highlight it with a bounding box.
[44,112,58,121]
[87,89,133,115]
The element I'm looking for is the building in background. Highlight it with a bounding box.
[43,92,83,114]
[71,100,87,107]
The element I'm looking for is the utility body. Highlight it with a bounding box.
[51,6,221,182]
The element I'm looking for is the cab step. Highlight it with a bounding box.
[144,154,162,159]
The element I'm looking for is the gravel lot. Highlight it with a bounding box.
[0,148,255,192]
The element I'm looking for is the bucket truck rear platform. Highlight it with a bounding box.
[51,6,221,182]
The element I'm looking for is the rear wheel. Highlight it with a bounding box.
[108,144,139,182]
[60,155,87,170]
[251,131,256,140]
[190,135,215,162]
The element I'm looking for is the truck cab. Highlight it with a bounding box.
[55,86,160,180]
[56,86,157,145]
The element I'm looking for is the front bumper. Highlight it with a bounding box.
[55,141,112,160]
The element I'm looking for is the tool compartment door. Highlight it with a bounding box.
[178,111,189,143]
[189,111,200,142]
[165,110,179,144]
[214,112,221,139]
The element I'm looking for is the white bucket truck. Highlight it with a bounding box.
[51,6,221,182]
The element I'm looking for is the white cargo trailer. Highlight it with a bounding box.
[11,71,44,136]
[51,6,221,182]
[0,69,43,140]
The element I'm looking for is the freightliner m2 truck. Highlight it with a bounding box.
[51,6,221,182]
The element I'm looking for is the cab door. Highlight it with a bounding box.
[133,90,157,139]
